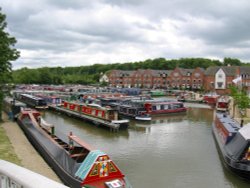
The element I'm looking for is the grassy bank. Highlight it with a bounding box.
[0,121,21,165]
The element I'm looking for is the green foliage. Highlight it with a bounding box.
[223,57,242,66]
[230,86,250,117]
[0,123,21,164]
[0,8,19,121]
[12,57,246,85]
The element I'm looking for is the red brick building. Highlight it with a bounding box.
[204,66,240,95]
[240,66,250,93]
[106,66,250,95]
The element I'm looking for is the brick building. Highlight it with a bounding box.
[203,66,238,95]
[240,66,250,93]
[169,67,204,90]
[106,66,250,95]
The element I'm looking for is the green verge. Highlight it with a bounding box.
[0,122,21,165]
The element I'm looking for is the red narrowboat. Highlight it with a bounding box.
[17,108,132,188]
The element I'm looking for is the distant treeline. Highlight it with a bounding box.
[12,57,249,84]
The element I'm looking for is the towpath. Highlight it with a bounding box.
[1,112,61,183]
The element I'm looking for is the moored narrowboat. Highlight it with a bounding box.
[144,100,187,115]
[203,93,219,106]
[177,91,204,103]
[36,94,63,107]
[17,108,132,188]
[3,97,26,120]
[212,113,250,179]
[215,96,231,112]
[18,94,48,109]
[62,101,129,129]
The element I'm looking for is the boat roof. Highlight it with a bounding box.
[21,94,44,100]
[216,113,239,133]
[68,134,94,151]
[239,123,250,140]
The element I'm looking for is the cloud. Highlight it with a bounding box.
[1,0,250,69]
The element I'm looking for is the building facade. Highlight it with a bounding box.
[106,66,250,95]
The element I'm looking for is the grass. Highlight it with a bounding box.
[0,122,21,165]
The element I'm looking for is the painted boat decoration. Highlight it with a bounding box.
[17,108,132,188]
[212,113,250,179]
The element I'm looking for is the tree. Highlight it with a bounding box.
[230,85,250,122]
[0,8,20,121]
[223,57,242,66]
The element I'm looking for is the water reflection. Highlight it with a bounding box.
[42,107,250,188]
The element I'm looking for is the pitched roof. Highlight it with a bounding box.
[240,66,250,75]
[178,68,195,76]
[151,70,171,76]
[204,66,238,76]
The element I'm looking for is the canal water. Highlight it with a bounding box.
[42,104,250,188]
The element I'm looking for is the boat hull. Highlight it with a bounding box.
[212,117,250,180]
[135,116,152,121]
[149,108,187,115]
[17,118,82,188]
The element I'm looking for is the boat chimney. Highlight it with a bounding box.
[68,132,74,150]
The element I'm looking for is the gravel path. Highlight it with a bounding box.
[1,113,61,183]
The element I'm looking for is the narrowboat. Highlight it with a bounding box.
[36,94,63,107]
[203,92,219,106]
[18,94,48,109]
[17,108,132,188]
[216,96,231,112]
[62,101,129,129]
[149,90,166,97]
[118,98,186,121]
[3,97,26,120]
[212,113,250,179]
[143,99,187,115]
[118,99,152,121]
[177,91,204,103]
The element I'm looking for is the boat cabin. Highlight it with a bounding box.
[63,101,119,121]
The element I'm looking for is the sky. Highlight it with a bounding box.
[1,0,250,70]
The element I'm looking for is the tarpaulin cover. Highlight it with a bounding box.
[224,132,249,160]
[22,117,81,176]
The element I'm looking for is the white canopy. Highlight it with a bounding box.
[239,123,250,140]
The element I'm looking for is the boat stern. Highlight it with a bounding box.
[75,150,131,188]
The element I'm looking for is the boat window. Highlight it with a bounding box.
[152,106,156,111]
[161,105,165,110]
[98,111,103,117]
[128,109,136,114]
[156,105,161,110]
[173,104,182,109]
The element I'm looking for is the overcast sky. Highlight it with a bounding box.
[1,0,250,69]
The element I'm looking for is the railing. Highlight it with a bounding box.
[0,160,68,188]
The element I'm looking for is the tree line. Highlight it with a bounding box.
[12,57,249,85]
